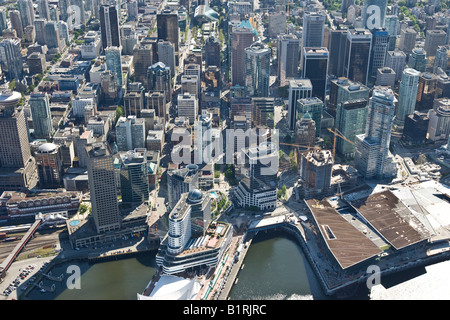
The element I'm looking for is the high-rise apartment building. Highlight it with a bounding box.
[399,28,417,54]
[17,0,35,28]
[9,10,23,39]
[86,143,121,233]
[394,68,420,127]
[244,42,271,97]
[424,30,447,57]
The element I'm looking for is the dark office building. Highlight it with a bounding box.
[302,47,328,102]
[416,72,437,111]
[327,29,347,78]
[157,9,179,64]
[402,111,429,145]
[344,29,372,85]
[99,4,121,49]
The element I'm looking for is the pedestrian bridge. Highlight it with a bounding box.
[247,215,289,233]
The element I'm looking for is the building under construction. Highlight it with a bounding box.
[299,149,334,199]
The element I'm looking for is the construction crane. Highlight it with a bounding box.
[279,142,321,150]
[327,128,354,161]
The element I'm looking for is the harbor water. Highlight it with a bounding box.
[24,230,432,300]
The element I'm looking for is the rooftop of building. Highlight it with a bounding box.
[349,189,432,250]
[305,199,383,270]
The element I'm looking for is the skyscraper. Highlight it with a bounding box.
[302,47,328,102]
[385,15,399,51]
[385,49,406,82]
[157,8,179,64]
[328,77,370,116]
[194,111,212,165]
[424,30,447,57]
[17,0,35,28]
[231,26,254,86]
[38,0,51,21]
[30,93,52,140]
[408,47,427,72]
[302,12,326,48]
[0,90,38,191]
[344,28,372,85]
[277,34,300,87]
[327,29,347,78]
[147,62,172,102]
[0,38,24,80]
[86,143,121,233]
[105,46,123,88]
[394,68,420,127]
[288,79,313,130]
[296,97,323,137]
[355,87,397,180]
[336,99,368,157]
[369,28,389,81]
[157,40,175,76]
[35,142,63,188]
[99,4,121,49]
[399,28,417,54]
[115,116,146,151]
[177,92,198,125]
[9,10,23,39]
[44,21,60,49]
[244,42,271,97]
[119,149,149,204]
[251,97,275,128]
[434,46,448,74]
[133,43,154,88]
[300,149,333,198]
[362,0,387,31]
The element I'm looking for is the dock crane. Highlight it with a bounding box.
[327,128,354,162]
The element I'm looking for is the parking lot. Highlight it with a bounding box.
[0,257,54,300]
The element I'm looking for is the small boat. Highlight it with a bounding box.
[40,289,46,293]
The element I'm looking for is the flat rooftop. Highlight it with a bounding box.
[350,190,431,250]
[305,199,383,270]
